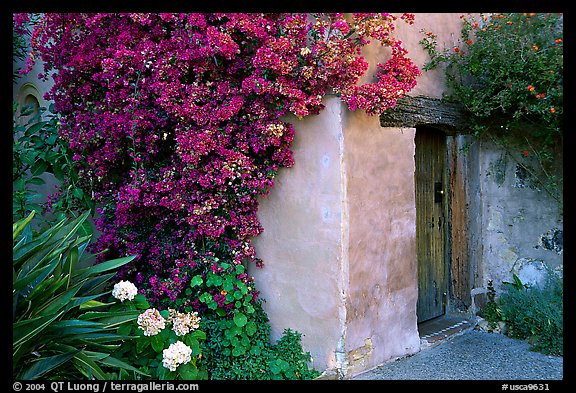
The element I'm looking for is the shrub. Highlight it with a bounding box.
[13,18,95,227]
[200,301,319,380]
[13,211,142,379]
[13,211,210,380]
[498,272,563,356]
[13,104,95,226]
[420,13,563,207]
[106,288,209,380]
[477,280,502,331]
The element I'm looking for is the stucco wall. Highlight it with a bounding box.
[252,13,472,377]
[16,13,562,380]
[251,96,348,374]
[343,109,420,376]
[395,12,472,99]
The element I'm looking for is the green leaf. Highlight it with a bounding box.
[206,274,222,287]
[25,121,48,136]
[132,293,150,309]
[35,282,83,317]
[233,312,247,328]
[190,329,206,341]
[178,362,198,380]
[71,350,109,380]
[190,275,203,287]
[13,211,35,242]
[73,333,133,344]
[117,322,133,337]
[199,292,211,304]
[73,255,136,280]
[79,300,115,310]
[99,313,141,329]
[13,253,61,296]
[18,350,79,380]
[49,319,104,330]
[13,311,65,348]
[223,279,234,292]
[151,333,166,353]
[72,187,84,199]
[99,356,150,377]
[232,345,246,357]
[245,321,257,336]
[136,337,150,353]
[46,133,57,145]
[79,310,141,329]
[28,177,46,186]
[31,159,49,176]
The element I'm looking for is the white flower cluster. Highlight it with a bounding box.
[162,341,192,371]
[168,309,201,336]
[137,308,166,336]
[111,280,138,302]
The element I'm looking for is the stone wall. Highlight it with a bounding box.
[475,139,563,293]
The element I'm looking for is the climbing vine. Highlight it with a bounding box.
[19,12,420,375]
[419,13,563,207]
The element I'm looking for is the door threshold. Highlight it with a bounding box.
[417,314,474,348]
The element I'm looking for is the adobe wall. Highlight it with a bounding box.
[251,96,348,374]
[343,111,420,376]
[252,13,469,378]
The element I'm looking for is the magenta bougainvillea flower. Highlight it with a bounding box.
[21,13,420,307]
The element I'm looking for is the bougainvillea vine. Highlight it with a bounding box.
[21,13,420,311]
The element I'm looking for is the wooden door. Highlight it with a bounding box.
[415,126,447,323]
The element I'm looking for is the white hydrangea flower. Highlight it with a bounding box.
[162,341,192,371]
[111,280,138,302]
[168,308,201,336]
[137,308,166,336]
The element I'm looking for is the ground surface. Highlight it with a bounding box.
[350,329,563,381]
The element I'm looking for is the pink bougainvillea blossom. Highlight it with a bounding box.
[25,13,420,307]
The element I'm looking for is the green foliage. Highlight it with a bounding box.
[200,301,320,380]
[419,13,563,207]
[13,103,95,226]
[108,303,208,380]
[499,272,563,356]
[271,328,321,380]
[477,280,502,331]
[13,14,93,226]
[13,211,141,380]
[178,261,320,380]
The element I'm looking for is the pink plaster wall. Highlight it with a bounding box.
[343,110,420,376]
[397,13,469,98]
[251,13,468,378]
[251,96,348,373]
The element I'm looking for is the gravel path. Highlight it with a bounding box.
[351,329,563,381]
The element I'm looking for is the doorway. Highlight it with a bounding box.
[415,126,448,323]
